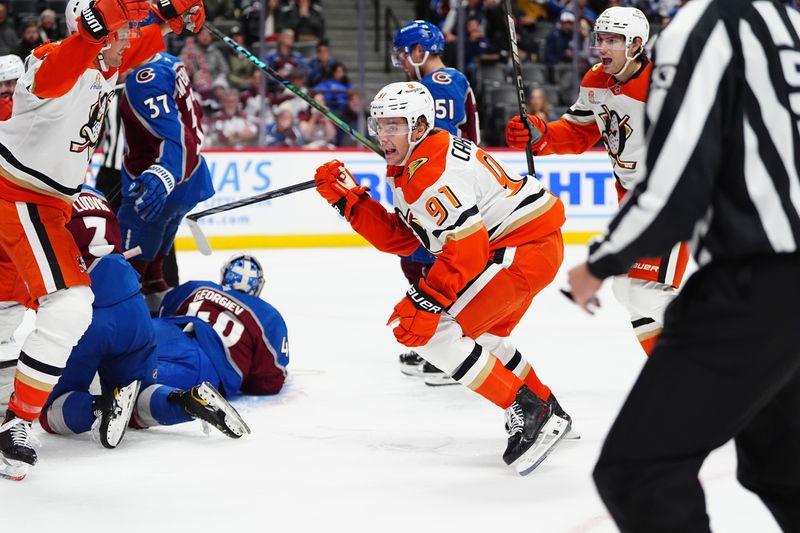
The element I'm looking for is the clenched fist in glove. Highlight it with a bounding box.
[152,0,206,34]
[314,159,369,220]
[505,114,548,151]
[77,0,150,43]
[388,280,452,347]
[128,165,176,222]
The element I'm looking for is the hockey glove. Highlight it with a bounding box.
[128,165,176,222]
[314,159,369,221]
[151,0,206,34]
[77,0,150,43]
[388,280,451,347]
[505,115,547,151]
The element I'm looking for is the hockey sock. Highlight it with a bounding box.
[134,384,191,426]
[40,391,95,434]
[639,332,660,356]
[8,378,52,421]
[143,255,168,294]
[450,345,526,409]
[496,349,551,402]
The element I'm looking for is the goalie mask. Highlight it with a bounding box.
[221,254,265,297]
[591,7,650,77]
[369,81,435,165]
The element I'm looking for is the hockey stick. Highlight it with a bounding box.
[202,22,383,156]
[185,179,317,255]
[502,0,536,176]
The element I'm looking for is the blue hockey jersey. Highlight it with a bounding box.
[160,281,289,395]
[120,53,214,206]
[421,67,480,144]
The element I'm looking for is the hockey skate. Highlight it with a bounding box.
[549,394,580,440]
[399,351,424,375]
[170,382,251,438]
[93,380,141,449]
[421,362,457,387]
[503,386,570,476]
[0,410,37,481]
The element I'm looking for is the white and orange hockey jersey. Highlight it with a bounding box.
[0,25,165,216]
[349,129,565,302]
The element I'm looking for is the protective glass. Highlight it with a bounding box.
[391,47,407,68]
[368,117,410,137]
[590,31,627,50]
[113,22,142,42]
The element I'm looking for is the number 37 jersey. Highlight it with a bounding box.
[160,281,289,395]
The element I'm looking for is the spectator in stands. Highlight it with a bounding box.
[280,0,325,42]
[300,92,336,149]
[265,101,304,147]
[204,0,237,21]
[307,38,336,87]
[313,62,350,113]
[242,70,275,128]
[464,16,499,69]
[181,28,230,101]
[271,68,309,117]
[265,29,305,89]
[544,10,579,66]
[0,4,16,55]
[527,86,554,122]
[241,0,284,45]
[441,0,484,43]
[227,26,256,91]
[208,89,258,148]
[334,89,366,147]
[38,9,62,42]
[15,19,42,60]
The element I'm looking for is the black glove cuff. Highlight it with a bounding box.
[156,0,179,20]
[406,283,444,314]
[80,2,110,41]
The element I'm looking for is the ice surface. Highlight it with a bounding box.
[0,246,780,532]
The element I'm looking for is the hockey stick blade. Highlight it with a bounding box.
[559,288,600,315]
[185,218,213,256]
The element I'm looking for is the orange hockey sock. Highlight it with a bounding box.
[8,376,53,421]
[639,332,660,356]
[516,361,552,402]
[470,358,526,409]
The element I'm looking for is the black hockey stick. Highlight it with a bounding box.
[502,0,536,176]
[0,358,17,370]
[185,180,316,255]
[203,21,383,156]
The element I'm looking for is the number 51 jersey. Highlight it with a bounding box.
[160,281,289,395]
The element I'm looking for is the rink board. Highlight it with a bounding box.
[91,148,617,250]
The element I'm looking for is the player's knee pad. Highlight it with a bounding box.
[0,301,25,341]
[612,276,677,325]
[22,285,94,367]
[414,315,477,376]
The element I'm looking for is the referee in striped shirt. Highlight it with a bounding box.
[568,0,800,530]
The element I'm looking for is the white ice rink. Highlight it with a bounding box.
[0,245,782,532]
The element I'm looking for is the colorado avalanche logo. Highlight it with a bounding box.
[431,71,452,84]
[70,91,113,157]
[598,104,636,170]
[136,67,156,84]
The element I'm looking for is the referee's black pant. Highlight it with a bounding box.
[594,253,800,533]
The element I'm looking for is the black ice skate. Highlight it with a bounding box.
[399,351,424,375]
[421,362,457,387]
[549,394,580,440]
[0,409,37,481]
[503,386,570,476]
[93,380,141,449]
[170,382,251,439]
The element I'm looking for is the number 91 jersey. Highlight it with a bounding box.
[160,281,289,395]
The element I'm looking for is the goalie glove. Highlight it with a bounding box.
[314,159,369,221]
[128,165,176,222]
[77,0,150,43]
[151,0,206,34]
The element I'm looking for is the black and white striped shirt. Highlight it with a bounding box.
[588,0,800,278]
[100,86,125,171]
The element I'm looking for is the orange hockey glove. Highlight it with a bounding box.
[505,114,547,151]
[77,0,150,43]
[314,159,369,220]
[151,0,205,34]
[388,280,451,347]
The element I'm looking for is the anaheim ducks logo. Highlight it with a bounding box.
[406,157,429,182]
[598,104,637,170]
[70,91,113,158]
[396,206,432,251]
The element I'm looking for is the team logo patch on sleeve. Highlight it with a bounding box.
[407,157,429,181]
[136,68,156,84]
[432,71,452,84]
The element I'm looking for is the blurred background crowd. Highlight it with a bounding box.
[1,0,797,148]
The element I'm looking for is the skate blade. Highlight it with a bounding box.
[564,426,581,440]
[514,414,571,476]
[0,458,29,481]
[423,374,458,387]
[101,380,141,449]
[198,384,251,437]
[400,363,425,377]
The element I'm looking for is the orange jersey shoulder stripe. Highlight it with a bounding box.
[399,130,449,205]
[581,61,651,102]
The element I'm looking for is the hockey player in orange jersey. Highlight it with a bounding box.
[505,6,690,355]
[0,55,22,121]
[313,82,572,475]
[0,0,206,480]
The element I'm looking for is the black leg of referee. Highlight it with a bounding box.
[593,254,800,533]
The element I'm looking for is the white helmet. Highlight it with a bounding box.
[65,0,90,35]
[593,7,650,51]
[369,82,435,163]
[0,55,23,82]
